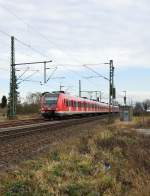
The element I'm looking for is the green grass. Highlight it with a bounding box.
[0,122,150,195]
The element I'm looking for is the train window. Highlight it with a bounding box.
[66,99,68,106]
[75,101,78,107]
[82,102,84,108]
[73,101,75,107]
[90,104,92,109]
[71,100,73,107]
[85,102,88,108]
[69,100,72,106]
[76,101,77,107]
[78,101,81,108]
[45,96,57,106]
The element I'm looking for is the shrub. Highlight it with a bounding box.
[5,181,30,196]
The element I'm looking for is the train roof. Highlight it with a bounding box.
[42,91,112,106]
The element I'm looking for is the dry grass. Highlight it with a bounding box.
[0,113,40,122]
[0,119,150,195]
[0,108,7,122]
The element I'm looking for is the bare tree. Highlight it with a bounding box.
[134,102,144,115]
[142,99,150,111]
[26,92,41,105]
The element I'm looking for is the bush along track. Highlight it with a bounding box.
[0,122,150,195]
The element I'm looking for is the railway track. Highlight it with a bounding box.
[0,115,112,139]
[0,118,46,128]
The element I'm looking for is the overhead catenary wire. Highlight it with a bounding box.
[0,4,111,71]
[17,67,30,80]
[0,29,50,59]
[0,32,108,98]
[56,63,109,90]
[0,7,107,86]
[57,64,108,97]
[0,4,82,64]
[46,67,57,82]
[14,37,49,58]
[17,70,39,85]
[0,6,110,97]
[83,64,109,81]
[0,29,11,38]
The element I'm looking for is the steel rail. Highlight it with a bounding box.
[0,118,46,128]
[0,115,113,139]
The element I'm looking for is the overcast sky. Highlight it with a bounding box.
[0,0,150,103]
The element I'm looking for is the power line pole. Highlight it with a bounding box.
[60,84,64,91]
[109,60,115,114]
[99,91,102,102]
[8,36,17,119]
[123,90,127,105]
[44,61,46,83]
[15,60,52,84]
[79,80,81,97]
[7,36,52,118]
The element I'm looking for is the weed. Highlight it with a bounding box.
[51,164,64,177]
[4,181,30,196]
[77,162,92,176]
[1,121,150,196]
[78,136,90,154]
[65,182,90,196]
[50,151,60,161]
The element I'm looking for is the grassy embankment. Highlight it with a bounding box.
[0,110,40,122]
[0,108,7,121]
[0,118,150,195]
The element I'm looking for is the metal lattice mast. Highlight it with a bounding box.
[8,36,16,118]
[109,60,114,113]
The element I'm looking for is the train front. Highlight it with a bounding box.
[41,92,58,119]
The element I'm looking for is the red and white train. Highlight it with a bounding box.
[40,91,119,119]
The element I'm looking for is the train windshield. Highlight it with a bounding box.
[45,96,58,106]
